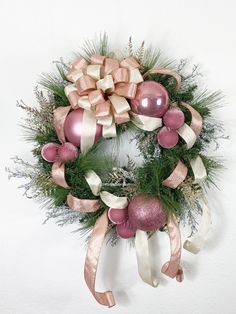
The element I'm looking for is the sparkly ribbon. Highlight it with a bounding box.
[161,215,184,282]
[162,160,188,189]
[135,230,159,287]
[51,161,69,188]
[65,55,144,136]
[183,199,211,254]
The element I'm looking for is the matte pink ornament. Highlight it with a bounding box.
[157,126,179,149]
[58,142,79,162]
[108,207,128,225]
[116,220,136,239]
[41,143,60,163]
[163,108,185,129]
[128,193,166,232]
[64,108,102,147]
[130,81,169,118]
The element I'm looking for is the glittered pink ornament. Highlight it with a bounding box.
[157,126,179,149]
[108,207,128,225]
[128,193,166,232]
[116,220,136,239]
[130,81,169,118]
[64,108,102,147]
[58,142,78,162]
[41,143,60,162]
[163,108,185,129]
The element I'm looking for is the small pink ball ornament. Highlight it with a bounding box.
[163,108,185,129]
[64,108,103,147]
[41,143,60,162]
[58,142,78,162]
[116,220,136,239]
[130,81,169,118]
[108,207,128,225]
[157,126,179,149]
[128,193,166,232]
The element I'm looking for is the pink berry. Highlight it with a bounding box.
[58,142,78,162]
[163,108,185,129]
[108,207,128,225]
[116,220,136,239]
[41,143,60,162]
[157,126,179,149]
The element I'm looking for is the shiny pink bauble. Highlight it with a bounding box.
[41,143,60,162]
[116,220,136,239]
[58,142,78,162]
[64,108,102,147]
[130,81,169,118]
[157,126,179,149]
[128,193,166,232]
[108,207,128,225]
[163,108,185,129]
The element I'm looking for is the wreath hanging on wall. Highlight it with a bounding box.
[8,34,225,307]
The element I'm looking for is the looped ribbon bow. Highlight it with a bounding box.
[65,55,144,138]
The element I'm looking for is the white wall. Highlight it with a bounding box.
[0,0,236,313]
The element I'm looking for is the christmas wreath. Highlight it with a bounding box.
[9,34,225,307]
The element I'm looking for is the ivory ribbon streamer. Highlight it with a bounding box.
[161,216,183,282]
[143,67,181,91]
[80,109,97,153]
[84,210,115,307]
[162,161,188,189]
[190,155,207,183]
[181,102,203,137]
[51,161,69,188]
[135,230,159,287]
[177,123,197,149]
[84,170,128,208]
[183,199,211,254]
[129,111,162,131]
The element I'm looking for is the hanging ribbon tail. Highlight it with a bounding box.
[53,106,71,143]
[135,230,159,287]
[84,211,116,307]
[161,216,183,282]
[183,199,211,254]
[51,161,69,188]
[143,67,182,91]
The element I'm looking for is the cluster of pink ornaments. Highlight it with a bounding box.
[131,81,185,149]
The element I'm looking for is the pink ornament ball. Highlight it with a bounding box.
[128,193,166,232]
[163,108,185,129]
[64,108,103,147]
[58,142,78,162]
[41,143,60,162]
[130,81,169,118]
[108,207,128,225]
[157,126,179,149]
[116,220,136,239]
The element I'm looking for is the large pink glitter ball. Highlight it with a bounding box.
[64,108,102,147]
[41,143,60,163]
[130,81,169,118]
[163,108,185,129]
[116,220,136,239]
[128,193,166,232]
